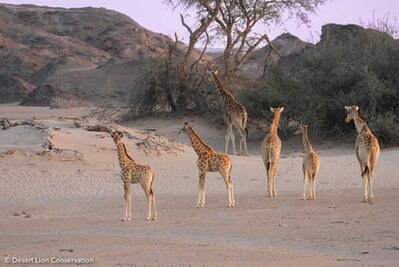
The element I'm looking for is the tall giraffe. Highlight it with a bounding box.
[210,70,248,156]
[110,130,157,221]
[179,122,235,208]
[297,124,320,200]
[345,105,380,204]
[261,107,284,197]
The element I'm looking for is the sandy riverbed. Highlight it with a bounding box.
[0,105,398,266]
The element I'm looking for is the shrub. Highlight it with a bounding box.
[239,25,399,146]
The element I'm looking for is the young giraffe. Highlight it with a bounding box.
[297,124,320,200]
[210,70,248,156]
[179,122,235,208]
[345,105,380,204]
[261,107,284,197]
[110,130,157,221]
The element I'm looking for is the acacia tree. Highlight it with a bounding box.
[168,0,327,80]
[164,0,222,74]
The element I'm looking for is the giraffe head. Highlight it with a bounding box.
[270,107,284,114]
[208,69,219,80]
[178,122,191,135]
[208,69,218,75]
[110,130,123,142]
[344,105,359,123]
[294,123,308,135]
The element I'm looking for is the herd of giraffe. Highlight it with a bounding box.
[110,71,380,221]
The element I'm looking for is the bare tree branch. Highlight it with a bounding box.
[191,30,210,70]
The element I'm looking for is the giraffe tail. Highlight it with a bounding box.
[266,162,271,172]
[267,146,272,173]
[311,170,317,180]
[361,166,369,178]
[242,114,248,137]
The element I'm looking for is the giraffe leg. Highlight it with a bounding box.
[141,183,152,221]
[224,130,230,154]
[151,190,157,220]
[220,169,233,207]
[359,162,368,202]
[302,170,308,200]
[201,187,206,207]
[266,167,272,198]
[369,151,379,204]
[237,127,247,156]
[368,162,377,204]
[309,177,314,200]
[230,181,235,207]
[225,121,233,154]
[239,133,243,156]
[312,176,317,200]
[122,183,131,221]
[146,192,152,221]
[229,127,236,156]
[264,155,272,197]
[363,176,368,202]
[197,172,206,208]
[271,161,279,197]
[243,132,248,156]
[128,187,132,219]
[270,166,275,197]
[149,173,157,220]
[368,175,374,204]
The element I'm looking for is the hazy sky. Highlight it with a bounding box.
[1,0,398,45]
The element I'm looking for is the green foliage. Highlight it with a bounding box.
[239,26,399,146]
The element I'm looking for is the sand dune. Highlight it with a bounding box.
[1,105,398,266]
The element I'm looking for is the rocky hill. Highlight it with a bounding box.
[241,33,309,77]
[0,4,191,107]
[0,4,310,108]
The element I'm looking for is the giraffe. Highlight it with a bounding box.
[344,105,380,204]
[210,70,248,156]
[110,130,157,221]
[179,122,235,208]
[261,107,284,197]
[297,124,320,200]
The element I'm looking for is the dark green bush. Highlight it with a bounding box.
[239,26,399,146]
[129,57,217,117]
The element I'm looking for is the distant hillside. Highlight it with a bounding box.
[241,33,310,77]
[202,33,309,78]
[0,4,192,107]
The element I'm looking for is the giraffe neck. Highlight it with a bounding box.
[353,111,369,134]
[114,140,135,167]
[188,127,213,155]
[270,112,281,134]
[302,127,313,153]
[211,72,235,103]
